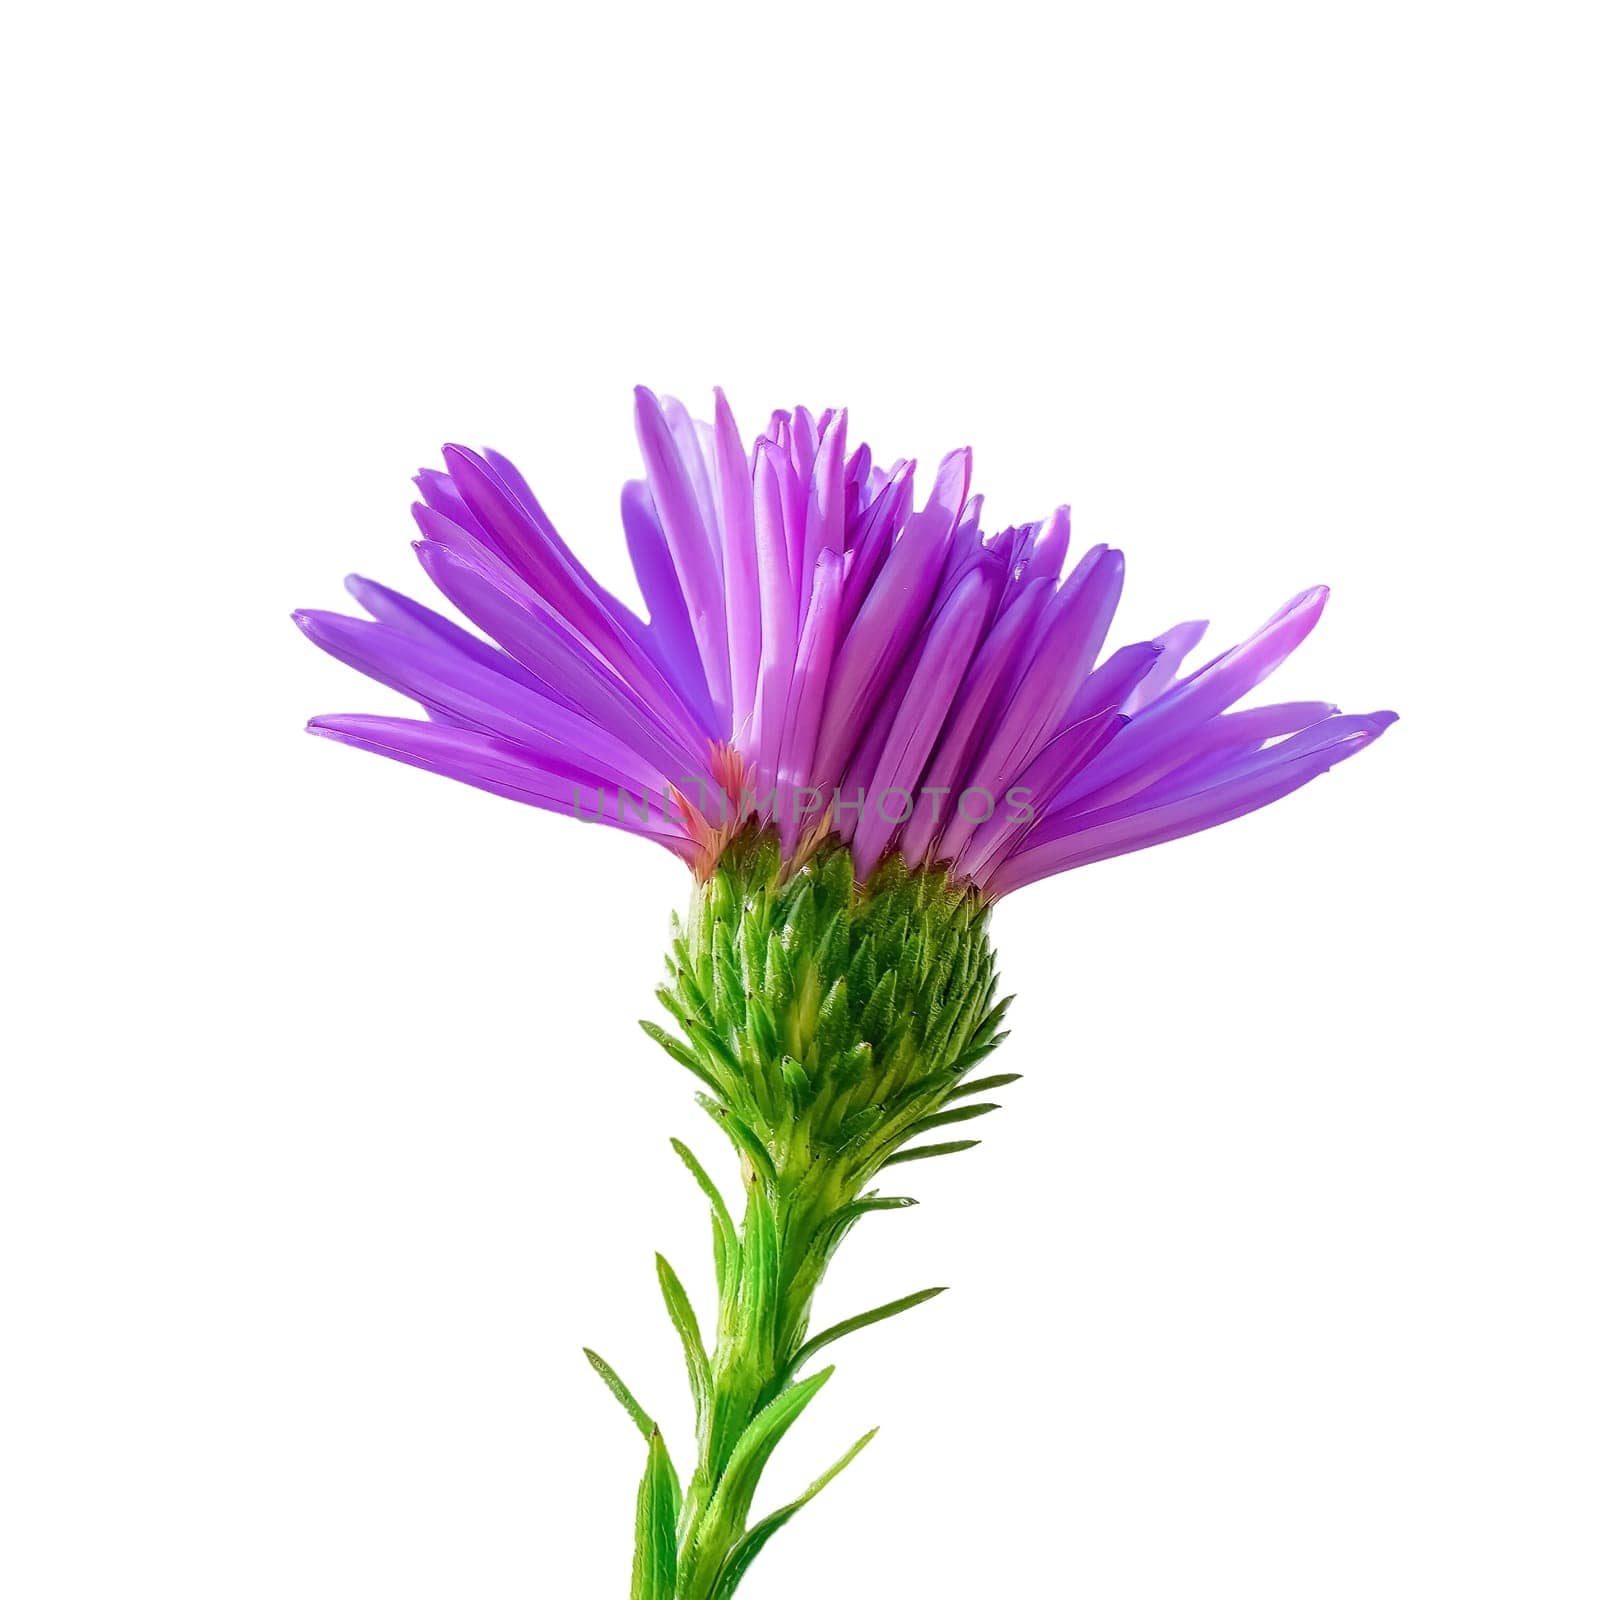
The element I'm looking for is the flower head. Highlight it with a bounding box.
[297,389,1393,892]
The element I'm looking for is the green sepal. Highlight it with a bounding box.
[685,1016,747,1084]
[814,974,852,1064]
[711,922,747,1029]
[779,1055,810,1097]
[641,1018,725,1095]
[857,966,899,1043]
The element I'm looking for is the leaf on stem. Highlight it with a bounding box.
[699,1366,836,1545]
[948,1071,1022,1100]
[670,1137,740,1292]
[656,1254,711,1428]
[583,1347,656,1441]
[784,1286,947,1380]
[881,1137,981,1167]
[899,1101,1001,1140]
[707,1427,879,1600]
[630,1428,680,1600]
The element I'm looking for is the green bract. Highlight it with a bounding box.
[589,831,1015,1599]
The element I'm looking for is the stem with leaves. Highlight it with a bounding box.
[584,833,1015,1598]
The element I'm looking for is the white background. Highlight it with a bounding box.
[3,3,1595,1596]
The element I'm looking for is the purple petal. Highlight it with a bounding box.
[295,609,675,795]
[926,447,972,520]
[990,709,1395,892]
[840,460,914,623]
[1062,640,1166,723]
[810,474,964,784]
[898,576,1054,865]
[308,714,694,854]
[712,389,762,745]
[633,387,731,726]
[850,567,992,875]
[1125,706,1367,807]
[1122,701,1342,805]
[776,550,845,849]
[748,441,799,790]
[343,575,548,696]
[940,547,1125,863]
[481,449,552,526]
[620,481,715,728]
[413,540,701,781]
[661,396,721,556]
[959,705,1128,883]
[1122,620,1209,713]
[799,409,848,615]
[1025,507,1071,589]
[427,452,711,750]
[1056,587,1330,813]
[788,405,819,489]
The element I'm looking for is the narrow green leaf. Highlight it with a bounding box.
[901,1101,1001,1140]
[832,1194,917,1225]
[736,1181,778,1348]
[699,1367,834,1545]
[668,1139,736,1260]
[786,1196,920,1318]
[785,1286,946,1378]
[656,1254,711,1428]
[949,1071,1022,1100]
[708,1427,879,1600]
[630,1429,680,1600]
[583,1347,656,1441]
[881,1137,981,1167]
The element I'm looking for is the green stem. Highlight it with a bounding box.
[673,1155,855,1598]
[601,835,1012,1600]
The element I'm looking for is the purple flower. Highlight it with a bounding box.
[297,389,1394,892]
